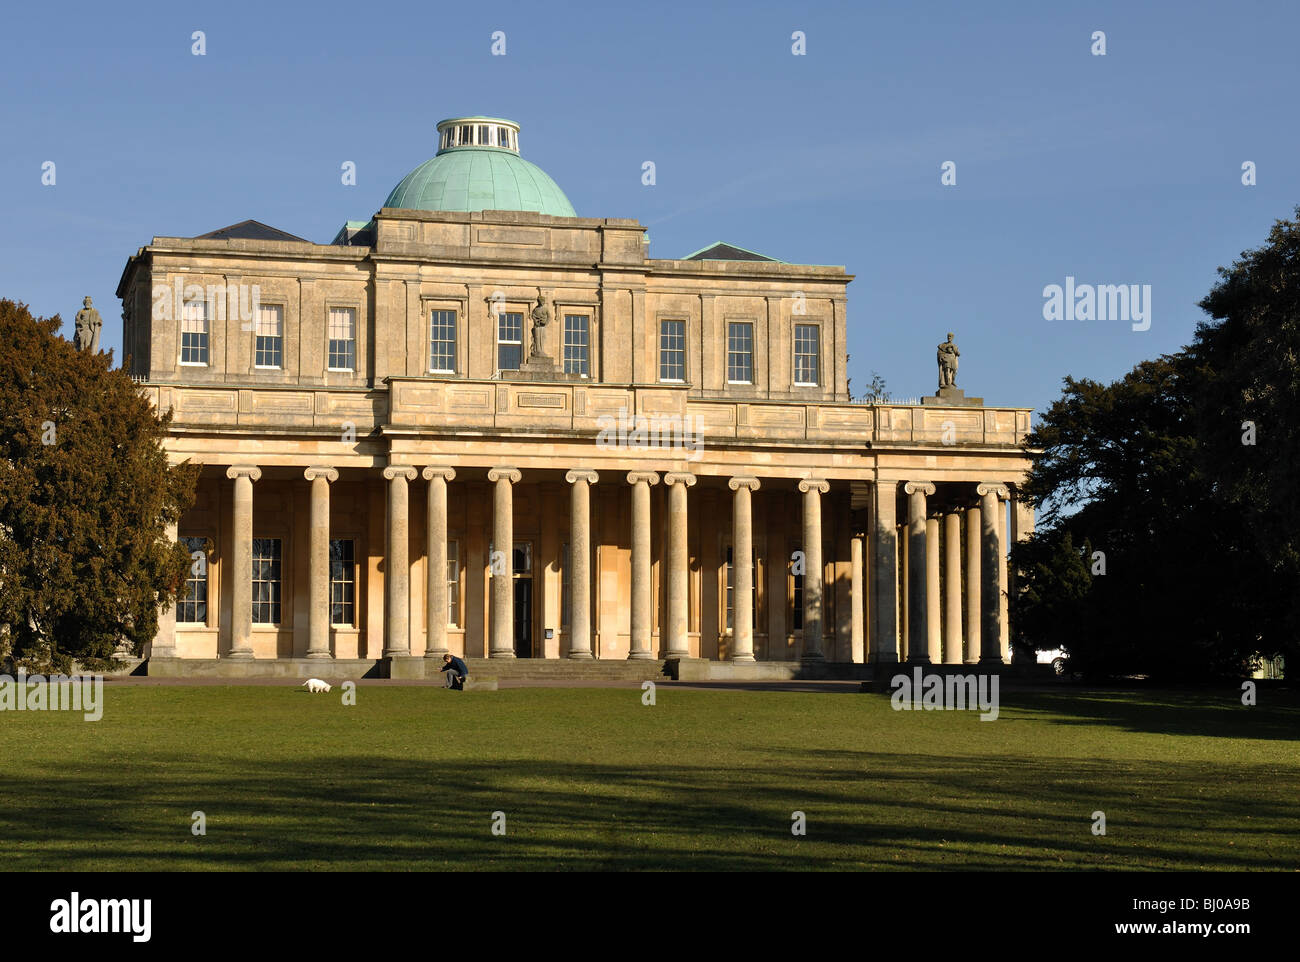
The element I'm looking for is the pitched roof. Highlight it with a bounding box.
[681,241,782,263]
[194,220,310,243]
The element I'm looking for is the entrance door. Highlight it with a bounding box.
[513,542,533,657]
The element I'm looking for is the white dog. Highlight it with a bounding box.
[301,678,332,693]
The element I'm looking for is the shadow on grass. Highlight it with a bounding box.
[999,688,1300,741]
[2,749,1296,871]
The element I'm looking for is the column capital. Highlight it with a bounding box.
[727,476,761,492]
[976,482,1010,499]
[626,471,660,486]
[383,465,418,482]
[565,469,599,485]
[304,466,339,483]
[663,472,696,487]
[422,466,456,482]
[226,464,262,482]
[903,481,936,496]
[798,478,830,494]
[487,467,521,484]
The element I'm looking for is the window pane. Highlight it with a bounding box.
[179,536,208,624]
[446,541,460,626]
[328,307,356,370]
[498,312,522,370]
[794,324,819,385]
[255,304,283,368]
[659,319,685,381]
[252,538,282,624]
[430,309,457,372]
[563,314,589,375]
[330,539,355,626]
[728,321,753,383]
[181,299,209,364]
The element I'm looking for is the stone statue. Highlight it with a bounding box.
[74,296,102,354]
[937,332,959,390]
[529,293,551,359]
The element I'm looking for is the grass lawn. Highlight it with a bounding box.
[1,683,1297,871]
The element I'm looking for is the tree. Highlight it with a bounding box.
[1011,357,1279,681]
[1189,206,1300,662]
[0,299,197,672]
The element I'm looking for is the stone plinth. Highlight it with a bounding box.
[922,386,983,406]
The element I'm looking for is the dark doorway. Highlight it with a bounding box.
[513,542,533,657]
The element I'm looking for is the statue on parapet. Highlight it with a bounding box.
[74,296,102,354]
[937,332,959,390]
[529,293,551,360]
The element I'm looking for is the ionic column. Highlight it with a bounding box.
[565,469,598,659]
[626,472,659,660]
[798,479,830,660]
[903,481,935,664]
[423,467,456,658]
[900,522,909,661]
[304,466,339,659]
[869,481,898,664]
[964,505,981,663]
[999,496,1010,663]
[383,465,418,658]
[728,476,760,663]
[850,534,865,663]
[488,468,521,659]
[926,513,941,664]
[225,465,261,659]
[977,483,1009,664]
[663,472,697,658]
[943,510,963,664]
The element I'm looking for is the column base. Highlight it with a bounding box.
[730,654,756,664]
[906,656,932,665]
[627,650,655,661]
[870,652,900,665]
[225,649,255,660]
[424,649,450,659]
[567,651,595,660]
[802,651,825,661]
[304,650,333,660]
[979,654,1005,665]
[489,650,517,659]
[382,649,412,659]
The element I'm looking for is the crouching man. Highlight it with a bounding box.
[441,653,469,691]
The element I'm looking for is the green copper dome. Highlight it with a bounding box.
[383,117,577,217]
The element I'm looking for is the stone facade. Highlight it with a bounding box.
[118,203,1034,670]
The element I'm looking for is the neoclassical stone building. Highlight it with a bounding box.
[118,116,1034,677]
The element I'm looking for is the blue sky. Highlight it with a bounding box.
[3,0,1297,416]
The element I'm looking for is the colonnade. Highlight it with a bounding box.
[215,465,1027,663]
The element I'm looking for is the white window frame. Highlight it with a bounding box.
[793,322,820,387]
[327,307,357,373]
[180,297,210,366]
[254,304,284,370]
[429,309,458,374]
[727,320,754,385]
[659,318,686,383]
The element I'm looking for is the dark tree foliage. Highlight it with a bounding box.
[1011,356,1282,681]
[0,299,197,672]
[1189,207,1300,656]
